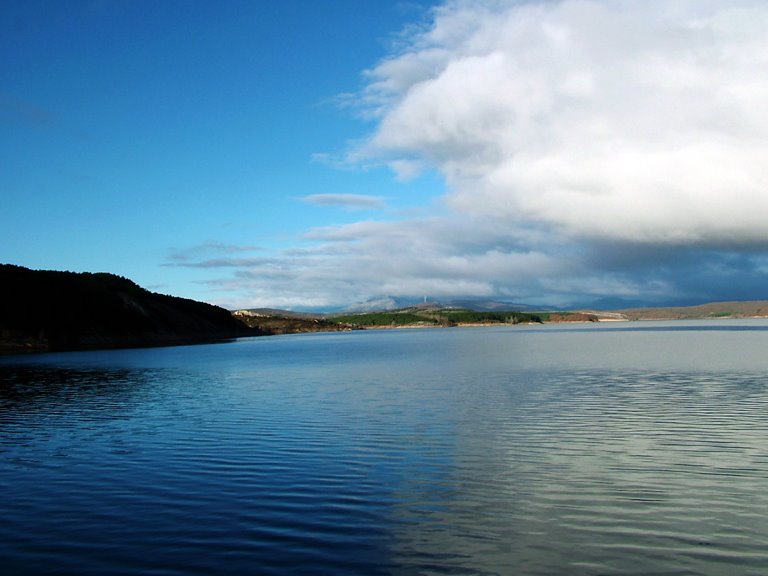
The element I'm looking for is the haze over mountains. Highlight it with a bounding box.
[340,295,698,314]
[342,297,547,314]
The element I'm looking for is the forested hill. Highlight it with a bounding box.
[0,264,256,353]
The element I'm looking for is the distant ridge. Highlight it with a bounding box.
[614,300,768,320]
[239,299,768,321]
[0,264,256,353]
[342,296,557,313]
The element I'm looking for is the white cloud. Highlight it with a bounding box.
[167,241,261,264]
[196,216,565,309]
[301,193,386,210]
[360,0,768,245]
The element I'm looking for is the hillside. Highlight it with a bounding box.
[235,307,600,330]
[233,309,357,335]
[615,301,768,320]
[233,307,553,330]
[331,308,551,327]
[0,264,256,353]
[239,300,768,330]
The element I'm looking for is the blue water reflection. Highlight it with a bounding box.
[1,321,768,575]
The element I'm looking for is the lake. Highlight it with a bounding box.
[1,320,767,575]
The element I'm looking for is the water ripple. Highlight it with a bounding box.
[2,324,768,574]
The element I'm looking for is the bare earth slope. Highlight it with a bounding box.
[615,301,768,321]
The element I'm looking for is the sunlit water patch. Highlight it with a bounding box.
[1,321,767,575]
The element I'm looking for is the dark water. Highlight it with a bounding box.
[1,321,767,575]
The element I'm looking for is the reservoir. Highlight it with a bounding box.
[1,321,767,575]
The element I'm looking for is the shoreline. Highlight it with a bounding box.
[334,315,768,331]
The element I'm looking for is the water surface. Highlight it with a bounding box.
[1,321,767,575]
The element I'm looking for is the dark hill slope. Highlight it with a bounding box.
[0,264,256,353]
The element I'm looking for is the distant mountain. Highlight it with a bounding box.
[444,299,556,312]
[0,264,256,353]
[234,296,768,323]
[342,296,559,314]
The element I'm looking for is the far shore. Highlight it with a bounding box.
[326,315,768,332]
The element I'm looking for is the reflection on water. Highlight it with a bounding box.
[415,368,768,575]
[1,321,768,575]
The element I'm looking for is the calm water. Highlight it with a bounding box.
[1,321,768,575]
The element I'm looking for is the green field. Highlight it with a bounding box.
[332,309,543,327]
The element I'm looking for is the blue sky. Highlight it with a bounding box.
[4,0,768,310]
[1,1,438,294]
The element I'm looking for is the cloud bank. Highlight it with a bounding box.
[363,0,768,245]
[194,0,768,309]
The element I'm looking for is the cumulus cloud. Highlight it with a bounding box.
[200,0,768,309]
[361,0,768,245]
[200,216,566,309]
[301,193,387,210]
